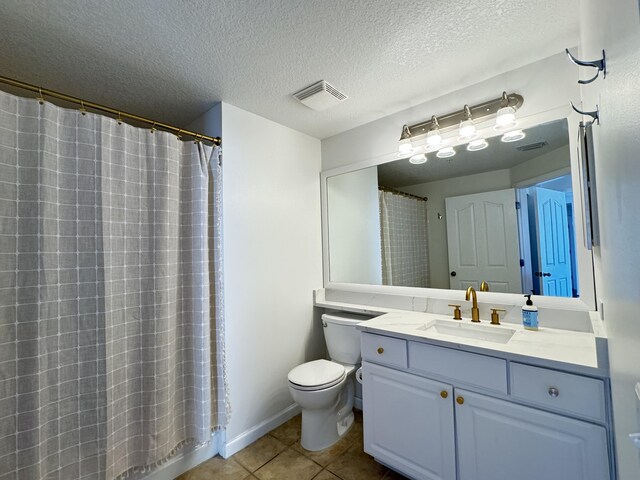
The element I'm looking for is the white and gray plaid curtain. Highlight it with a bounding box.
[379,190,430,288]
[0,90,225,480]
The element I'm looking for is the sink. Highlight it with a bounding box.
[417,319,516,344]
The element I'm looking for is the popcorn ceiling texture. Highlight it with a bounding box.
[0,0,578,139]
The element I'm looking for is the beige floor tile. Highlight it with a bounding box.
[234,434,288,472]
[344,418,364,449]
[382,468,412,479]
[268,415,301,446]
[254,448,322,480]
[312,470,342,480]
[326,444,387,480]
[292,435,352,467]
[177,456,250,480]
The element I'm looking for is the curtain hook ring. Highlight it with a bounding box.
[176,129,182,140]
[116,111,123,125]
[150,122,156,134]
[36,87,44,105]
[79,100,87,115]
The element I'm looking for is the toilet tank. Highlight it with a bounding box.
[322,312,372,365]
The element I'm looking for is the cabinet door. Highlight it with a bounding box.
[362,361,456,480]
[455,389,610,480]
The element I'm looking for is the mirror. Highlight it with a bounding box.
[326,119,581,297]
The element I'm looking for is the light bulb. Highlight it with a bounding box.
[458,119,478,142]
[501,130,526,142]
[426,129,443,148]
[409,153,427,164]
[436,147,456,158]
[467,139,489,151]
[398,138,414,156]
[494,106,517,131]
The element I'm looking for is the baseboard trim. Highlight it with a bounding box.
[135,430,223,480]
[223,403,301,458]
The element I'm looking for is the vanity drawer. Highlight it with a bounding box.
[510,363,606,423]
[408,342,508,395]
[361,333,408,369]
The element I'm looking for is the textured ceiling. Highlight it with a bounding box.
[377,120,569,188]
[0,0,579,139]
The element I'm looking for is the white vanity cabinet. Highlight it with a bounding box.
[361,332,612,480]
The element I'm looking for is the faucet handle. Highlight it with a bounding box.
[448,304,462,320]
[490,308,506,325]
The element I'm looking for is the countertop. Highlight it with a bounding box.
[356,311,609,377]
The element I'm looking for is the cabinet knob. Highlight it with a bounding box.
[548,387,560,398]
[377,347,384,354]
[440,390,448,399]
[456,396,464,405]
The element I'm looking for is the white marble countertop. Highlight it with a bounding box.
[357,311,609,376]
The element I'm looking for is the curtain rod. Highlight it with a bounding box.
[0,74,222,146]
[378,186,428,202]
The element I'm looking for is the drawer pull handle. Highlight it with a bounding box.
[377,347,384,354]
[440,390,448,399]
[548,387,560,398]
[456,396,464,405]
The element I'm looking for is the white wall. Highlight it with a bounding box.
[579,1,640,478]
[189,102,325,453]
[327,167,382,284]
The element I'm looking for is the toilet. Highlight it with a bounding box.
[288,312,370,451]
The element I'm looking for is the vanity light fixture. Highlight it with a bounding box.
[494,92,518,131]
[409,153,427,164]
[467,138,489,151]
[397,92,523,153]
[501,129,526,143]
[458,105,478,142]
[436,146,456,158]
[426,116,443,148]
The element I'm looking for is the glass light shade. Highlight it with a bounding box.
[398,138,414,156]
[409,153,427,164]
[436,147,456,158]
[467,139,489,151]
[501,129,526,142]
[426,129,443,148]
[494,106,517,131]
[458,119,478,142]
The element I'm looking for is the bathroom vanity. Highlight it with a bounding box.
[356,311,613,480]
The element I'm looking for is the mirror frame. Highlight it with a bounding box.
[320,105,596,310]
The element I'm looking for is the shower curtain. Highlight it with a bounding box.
[379,190,430,288]
[0,90,226,479]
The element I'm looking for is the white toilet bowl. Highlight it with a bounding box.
[288,359,356,451]
[287,312,371,451]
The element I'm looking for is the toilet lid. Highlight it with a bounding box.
[288,359,345,389]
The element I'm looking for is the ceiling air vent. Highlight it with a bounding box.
[293,81,348,111]
[517,141,548,152]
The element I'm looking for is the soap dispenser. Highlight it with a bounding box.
[522,294,539,331]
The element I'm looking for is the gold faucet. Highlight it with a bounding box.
[480,281,490,292]
[465,286,480,322]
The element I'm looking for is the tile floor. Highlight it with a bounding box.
[177,410,409,480]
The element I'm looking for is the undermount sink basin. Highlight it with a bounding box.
[417,319,516,344]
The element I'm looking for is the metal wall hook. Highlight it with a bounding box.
[565,48,606,84]
[571,101,599,125]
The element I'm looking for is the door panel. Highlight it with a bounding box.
[535,187,573,297]
[446,189,521,293]
[363,362,456,480]
[455,389,610,480]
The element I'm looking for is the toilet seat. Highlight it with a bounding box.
[288,359,346,391]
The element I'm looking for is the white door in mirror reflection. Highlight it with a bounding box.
[445,189,522,293]
[533,187,573,296]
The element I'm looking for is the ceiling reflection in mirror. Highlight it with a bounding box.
[326,119,580,297]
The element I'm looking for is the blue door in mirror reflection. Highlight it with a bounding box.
[534,186,574,297]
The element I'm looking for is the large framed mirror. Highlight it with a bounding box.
[321,110,595,308]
